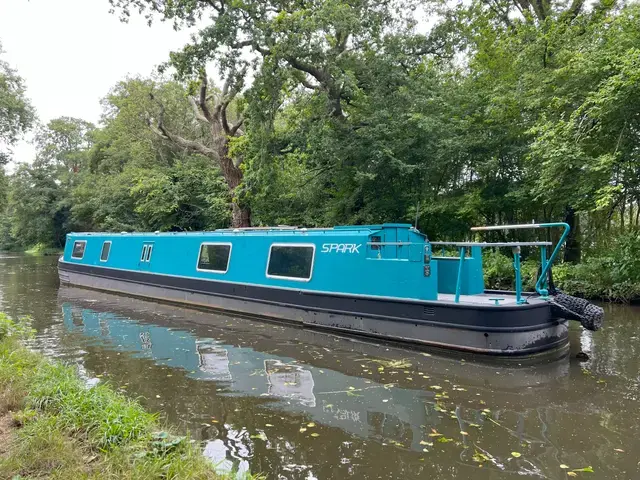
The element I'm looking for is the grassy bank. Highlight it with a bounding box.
[0,243,62,256]
[0,313,251,479]
[23,243,63,256]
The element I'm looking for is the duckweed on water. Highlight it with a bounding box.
[0,313,258,479]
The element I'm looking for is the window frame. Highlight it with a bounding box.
[145,244,154,262]
[100,241,112,262]
[195,242,233,274]
[140,245,148,262]
[71,240,87,260]
[265,243,316,282]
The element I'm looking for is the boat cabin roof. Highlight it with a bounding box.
[67,223,423,239]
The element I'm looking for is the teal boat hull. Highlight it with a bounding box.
[59,260,569,356]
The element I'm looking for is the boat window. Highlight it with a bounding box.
[71,240,86,259]
[100,241,111,262]
[145,244,153,262]
[140,245,148,262]
[267,244,315,281]
[197,243,231,273]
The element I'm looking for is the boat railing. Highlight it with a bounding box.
[433,222,570,304]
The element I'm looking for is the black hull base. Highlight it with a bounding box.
[58,261,569,357]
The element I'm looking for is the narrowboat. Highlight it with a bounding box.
[58,222,603,356]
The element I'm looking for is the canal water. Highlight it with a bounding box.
[1,254,639,479]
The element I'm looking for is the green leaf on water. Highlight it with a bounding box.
[472,451,490,463]
[437,437,453,443]
[250,432,268,441]
[572,466,594,473]
[511,452,521,458]
[310,433,320,437]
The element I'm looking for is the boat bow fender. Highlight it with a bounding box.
[549,293,604,331]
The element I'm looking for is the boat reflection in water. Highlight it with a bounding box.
[57,287,577,478]
[264,359,316,407]
[60,298,440,447]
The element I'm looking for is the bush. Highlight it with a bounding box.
[483,250,514,290]
[481,231,640,302]
[483,250,540,291]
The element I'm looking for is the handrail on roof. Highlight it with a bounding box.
[431,241,552,247]
[215,226,299,231]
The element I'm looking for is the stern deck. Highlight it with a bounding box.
[438,292,548,306]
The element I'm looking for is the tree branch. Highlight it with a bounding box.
[200,0,225,13]
[188,96,210,124]
[230,118,244,136]
[197,74,214,123]
[151,122,217,158]
[221,103,231,135]
[564,0,585,20]
[148,94,217,158]
[231,39,253,49]
[300,77,321,90]
[286,56,331,86]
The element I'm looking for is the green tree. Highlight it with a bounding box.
[35,117,94,172]
[0,42,35,165]
[108,0,443,227]
[4,164,66,247]
[71,77,232,232]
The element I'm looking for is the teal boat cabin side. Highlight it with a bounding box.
[61,224,440,301]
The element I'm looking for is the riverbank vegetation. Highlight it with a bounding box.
[1,0,639,297]
[484,234,640,303]
[0,313,249,479]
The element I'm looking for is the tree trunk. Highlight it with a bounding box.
[563,205,581,263]
[231,203,251,228]
[217,143,251,228]
[628,201,633,229]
